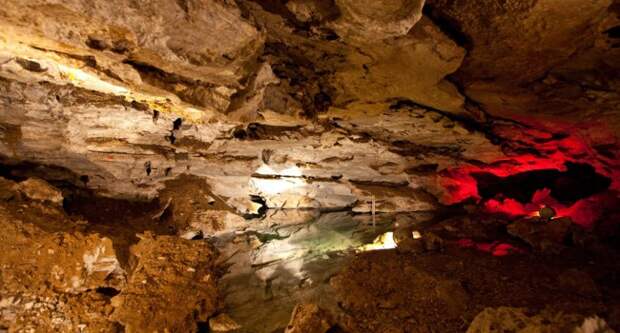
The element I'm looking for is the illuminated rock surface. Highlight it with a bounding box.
[0,0,620,332]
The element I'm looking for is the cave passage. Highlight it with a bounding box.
[472,162,612,205]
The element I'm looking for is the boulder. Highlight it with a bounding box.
[17,178,63,205]
[285,304,334,333]
[466,307,584,333]
[209,313,242,332]
[111,234,218,333]
[507,217,572,253]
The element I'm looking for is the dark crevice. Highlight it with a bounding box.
[422,4,473,49]
[604,25,620,39]
[472,162,611,205]
[95,287,121,297]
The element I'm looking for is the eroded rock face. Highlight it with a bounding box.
[329,0,425,41]
[111,233,219,333]
[0,0,263,112]
[17,177,64,205]
[285,303,334,333]
[0,179,125,332]
[426,0,613,85]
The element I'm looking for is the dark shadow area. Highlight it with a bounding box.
[64,195,176,267]
[472,162,611,204]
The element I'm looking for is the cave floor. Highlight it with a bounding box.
[2,184,619,333]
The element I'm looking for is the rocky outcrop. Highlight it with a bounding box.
[0,178,125,332]
[0,0,263,112]
[285,303,335,333]
[111,233,219,332]
[16,177,64,205]
[426,0,613,85]
[0,0,508,214]
[466,307,611,333]
[0,50,503,212]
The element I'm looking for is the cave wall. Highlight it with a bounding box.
[0,0,619,216]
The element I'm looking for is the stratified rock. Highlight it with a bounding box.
[466,307,586,333]
[0,0,263,111]
[507,217,572,253]
[17,178,63,205]
[209,313,242,332]
[111,234,218,333]
[285,304,334,333]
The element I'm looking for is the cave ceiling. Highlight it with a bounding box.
[0,0,619,215]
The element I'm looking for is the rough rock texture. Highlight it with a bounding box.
[2,0,617,219]
[0,178,125,332]
[426,0,612,85]
[507,217,573,253]
[0,0,263,112]
[0,1,619,331]
[111,233,219,333]
[16,177,64,205]
[466,307,587,333]
[329,0,425,41]
[285,303,334,333]
[0,62,500,211]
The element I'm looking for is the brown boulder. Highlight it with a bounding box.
[285,304,335,333]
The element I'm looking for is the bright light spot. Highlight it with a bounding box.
[250,164,306,195]
[357,232,397,252]
[255,164,275,175]
[58,64,129,95]
[250,177,305,195]
[281,166,303,177]
[412,231,422,239]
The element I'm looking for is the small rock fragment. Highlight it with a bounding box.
[209,313,241,332]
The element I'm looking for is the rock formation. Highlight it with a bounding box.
[1,0,619,332]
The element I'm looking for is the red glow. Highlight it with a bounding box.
[440,120,620,229]
[457,238,525,256]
